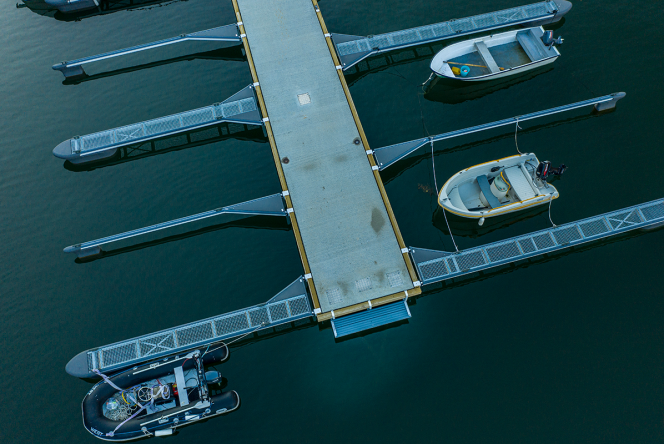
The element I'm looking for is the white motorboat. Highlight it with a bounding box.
[438,153,566,224]
[430,27,562,81]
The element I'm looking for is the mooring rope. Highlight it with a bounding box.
[514,118,523,154]
[548,197,557,228]
[430,139,459,253]
[202,322,266,358]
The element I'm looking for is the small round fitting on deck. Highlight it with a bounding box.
[281,157,290,164]
[353,137,361,145]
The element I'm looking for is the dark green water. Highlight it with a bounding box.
[2,0,664,442]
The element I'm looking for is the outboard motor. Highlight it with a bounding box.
[536,161,567,181]
[205,370,222,385]
[541,30,564,49]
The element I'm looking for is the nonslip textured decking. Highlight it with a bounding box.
[236,0,414,313]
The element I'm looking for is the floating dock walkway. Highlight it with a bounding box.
[232,0,421,319]
[66,278,313,379]
[60,0,664,374]
[53,85,261,163]
[411,199,664,285]
[331,0,569,69]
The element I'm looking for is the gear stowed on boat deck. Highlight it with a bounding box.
[232,0,421,319]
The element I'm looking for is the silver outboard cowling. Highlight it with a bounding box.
[542,30,564,48]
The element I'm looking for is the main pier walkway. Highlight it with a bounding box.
[233,0,421,319]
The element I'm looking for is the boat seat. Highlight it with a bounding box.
[474,41,500,74]
[516,30,547,62]
[502,165,538,201]
[477,175,504,209]
[448,186,466,210]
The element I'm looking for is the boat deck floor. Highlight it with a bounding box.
[449,51,490,77]
[491,42,531,68]
[449,41,531,77]
[236,0,415,314]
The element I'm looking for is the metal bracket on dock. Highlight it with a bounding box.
[63,193,286,258]
[65,277,314,379]
[331,1,570,70]
[52,24,242,79]
[411,198,664,286]
[372,92,626,170]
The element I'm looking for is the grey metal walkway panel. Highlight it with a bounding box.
[53,85,262,160]
[411,199,664,285]
[52,24,242,78]
[63,193,286,257]
[80,278,312,376]
[332,1,560,69]
[331,300,411,338]
[373,93,626,170]
[238,0,413,312]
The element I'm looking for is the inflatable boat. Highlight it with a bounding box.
[82,345,238,441]
[438,153,566,225]
[430,27,562,81]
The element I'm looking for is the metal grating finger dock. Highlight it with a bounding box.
[331,0,567,69]
[66,278,313,379]
[411,199,664,285]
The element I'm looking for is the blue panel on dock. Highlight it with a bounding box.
[331,300,411,338]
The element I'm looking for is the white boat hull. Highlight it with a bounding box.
[431,27,560,82]
[438,153,558,219]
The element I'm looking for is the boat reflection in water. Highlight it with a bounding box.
[424,65,553,105]
[18,0,187,21]
[433,202,548,239]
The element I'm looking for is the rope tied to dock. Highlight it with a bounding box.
[514,118,523,154]
[430,138,460,253]
[202,322,267,358]
[548,198,557,228]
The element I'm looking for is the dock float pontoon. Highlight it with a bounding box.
[372,92,626,170]
[410,198,664,285]
[64,193,287,258]
[231,0,424,321]
[332,0,571,69]
[66,278,313,379]
[53,85,261,163]
[52,25,242,79]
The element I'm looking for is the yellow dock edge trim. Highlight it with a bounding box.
[231,0,321,311]
[311,0,420,285]
[316,288,421,322]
